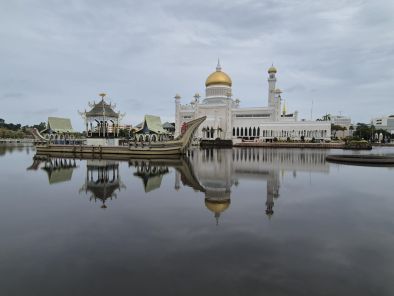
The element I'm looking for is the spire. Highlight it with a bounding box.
[99,93,106,101]
[216,58,222,71]
[282,100,287,115]
[215,212,220,225]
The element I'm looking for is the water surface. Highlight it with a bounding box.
[1,145,394,296]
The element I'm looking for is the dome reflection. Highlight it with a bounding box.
[29,148,328,218]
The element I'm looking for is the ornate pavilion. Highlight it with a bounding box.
[79,93,124,146]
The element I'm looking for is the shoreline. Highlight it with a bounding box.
[233,142,346,149]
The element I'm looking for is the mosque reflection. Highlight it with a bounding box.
[29,148,329,220]
[185,148,329,222]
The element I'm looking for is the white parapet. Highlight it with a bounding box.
[86,138,120,146]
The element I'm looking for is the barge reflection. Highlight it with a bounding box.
[28,148,328,218]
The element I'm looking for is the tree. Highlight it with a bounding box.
[354,123,373,141]
[331,124,345,138]
[32,122,46,132]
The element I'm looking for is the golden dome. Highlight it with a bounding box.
[205,71,232,87]
[268,65,277,73]
[204,199,231,214]
[205,61,232,87]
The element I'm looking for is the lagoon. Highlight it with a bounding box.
[1,145,394,296]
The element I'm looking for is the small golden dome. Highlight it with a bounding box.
[204,199,231,214]
[268,65,277,74]
[205,62,232,87]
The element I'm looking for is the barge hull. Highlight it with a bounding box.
[36,145,183,156]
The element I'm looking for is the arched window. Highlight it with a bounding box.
[249,127,252,137]
[253,127,256,137]
[237,127,239,137]
[233,127,235,136]
[241,128,244,137]
[210,127,214,139]
[257,127,260,137]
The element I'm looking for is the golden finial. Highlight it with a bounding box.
[99,93,107,100]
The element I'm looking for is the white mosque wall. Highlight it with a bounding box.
[175,64,331,141]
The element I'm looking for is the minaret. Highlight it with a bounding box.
[174,94,181,137]
[274,88,282,121]
[267,65,277,108]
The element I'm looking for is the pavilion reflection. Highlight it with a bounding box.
[79,160,126,209]
[28,148,329,218]
[131,160,170,193]
[27,156,78,184]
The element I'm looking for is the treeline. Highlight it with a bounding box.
[0,118,46,139]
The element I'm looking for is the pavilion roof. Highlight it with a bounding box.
[86,182,121,200]
[47,117,75,133]
[43,167,74,184]
[85,100,119,118]
[136,115,168,134]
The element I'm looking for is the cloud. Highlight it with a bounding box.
[0,0,393,128]
[0,92,25,100]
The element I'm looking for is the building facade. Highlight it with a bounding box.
[371,115,394,135]
[175,61,331,142]
[330,115,352,138]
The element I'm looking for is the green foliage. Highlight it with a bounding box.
[0,119,47,138]
[0,128,25,139]
[118,129,130,138]
[331,124,347,138]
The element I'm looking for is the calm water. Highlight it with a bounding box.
[1,145,394,296]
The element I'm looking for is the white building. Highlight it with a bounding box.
[371,115,394,135]
[175,61,330,142]
[330,115,352,137]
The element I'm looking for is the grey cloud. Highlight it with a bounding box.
[1,92,25,100]
[0,0,393,128]
[27,108,59,116]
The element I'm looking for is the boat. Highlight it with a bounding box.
[326,154,394,166]
[34,116,206,156]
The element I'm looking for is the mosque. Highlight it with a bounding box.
[174,61,331,142]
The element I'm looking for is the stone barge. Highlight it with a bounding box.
[35,116,206,157]
[326,154,394,166]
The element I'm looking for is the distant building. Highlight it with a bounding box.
[162,122,175,134]
[371,115,394,135]
[330,115,352,137]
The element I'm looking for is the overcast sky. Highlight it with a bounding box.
[1,0,393,129]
